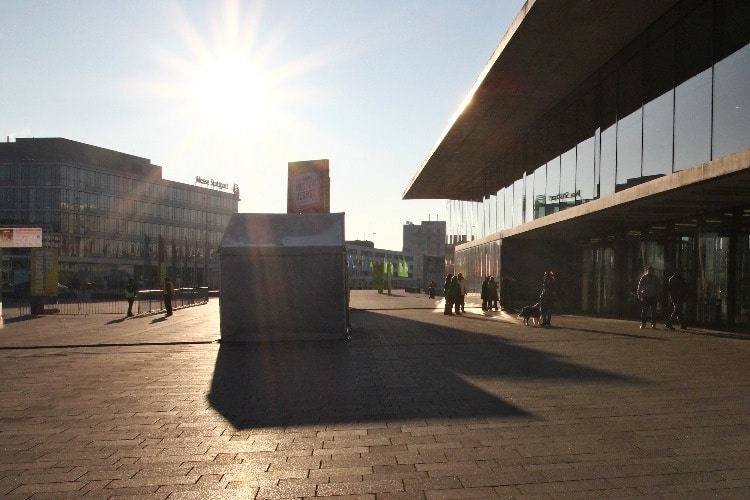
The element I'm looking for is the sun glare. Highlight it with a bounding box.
[137,0,313,142]
[192,54,274,133]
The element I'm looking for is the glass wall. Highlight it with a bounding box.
[449,0,750,326]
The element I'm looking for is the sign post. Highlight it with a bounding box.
[0,228,44,318]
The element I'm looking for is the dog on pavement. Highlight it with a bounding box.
[518,303,541,326]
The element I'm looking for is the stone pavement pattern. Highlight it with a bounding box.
[1,291,749,498]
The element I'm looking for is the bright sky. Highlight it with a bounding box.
[2,0,525,251]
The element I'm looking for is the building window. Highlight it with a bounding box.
[712,43,750,159]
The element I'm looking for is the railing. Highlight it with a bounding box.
[1,287,209,319]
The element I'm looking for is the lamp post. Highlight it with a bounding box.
[203,194,209,288]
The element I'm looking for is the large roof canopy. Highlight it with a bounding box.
[403,0,679,202]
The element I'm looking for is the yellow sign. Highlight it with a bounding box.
[30,248,59,296]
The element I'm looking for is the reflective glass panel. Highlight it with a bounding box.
[559,147,576,209]
[616,109,643,190]
[504,187,514,230]
[642,91,674,177]
[545,156,561,214]
[513,178,524,227]
[525,172,534,224]
[674,68,712,171]
[713,43,750,159]
[576,136,596,203]
[533,164,546,219]
[496,191,504,232]
[600,124,616,197]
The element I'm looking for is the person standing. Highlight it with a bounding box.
[637,266,658,329]
[666,268,687,330]
[163,277,174,317]
[428,280,436,299]
[489,276,499,311]
[457,273,467,313]
[481,277,490,311]
[443,274,454,315]
[125,278,137,317]
[539,271,556,327]
[449,274,463,316]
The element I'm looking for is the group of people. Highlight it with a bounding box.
[637,266,687,330]
[443,273,467,315]
[436,265,687,331]
[440,272,557,324]
[124,276,174,318]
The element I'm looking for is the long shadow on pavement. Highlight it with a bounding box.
[208,309,644,429]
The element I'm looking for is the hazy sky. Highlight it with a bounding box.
[2,0,525,250]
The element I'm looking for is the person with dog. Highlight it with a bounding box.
[539,271,556,326]
[665,268,687,330]
[637,266,658,329]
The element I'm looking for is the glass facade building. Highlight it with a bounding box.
[411,0,750,327]
[0,138,239,290]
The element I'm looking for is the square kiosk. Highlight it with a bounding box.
[218,213,349,341]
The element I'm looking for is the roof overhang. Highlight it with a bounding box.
[403,0,680,201]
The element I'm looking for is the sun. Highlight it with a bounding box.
[136,0,311,141]
[191,53,275,133]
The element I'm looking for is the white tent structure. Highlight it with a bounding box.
[218,213,349,341]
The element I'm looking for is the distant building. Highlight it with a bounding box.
[345,241,416,291]
[0,137,239,290]
[403,220,446,289]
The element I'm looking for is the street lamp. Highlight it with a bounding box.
[204,195,209,288]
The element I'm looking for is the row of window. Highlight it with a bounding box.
[0,163,237,211]
[49,235,220,260]
[0,191,232,230]
[449,10,750,236]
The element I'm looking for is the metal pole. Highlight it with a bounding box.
[204,195,208,287]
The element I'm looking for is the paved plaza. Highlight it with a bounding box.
[1,291,749,498]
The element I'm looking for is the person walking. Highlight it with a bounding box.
[457,273,467,313]
[125,278,137,317]
[163,276,174,317]
[666,268,687,330]
[428,280,436,299]
[539,271,556,326]
[637,266,658,329]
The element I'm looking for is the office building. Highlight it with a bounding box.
[404,0,750,326]
[0,138,239,290]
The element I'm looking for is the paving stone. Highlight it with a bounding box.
[1,291,749,497]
